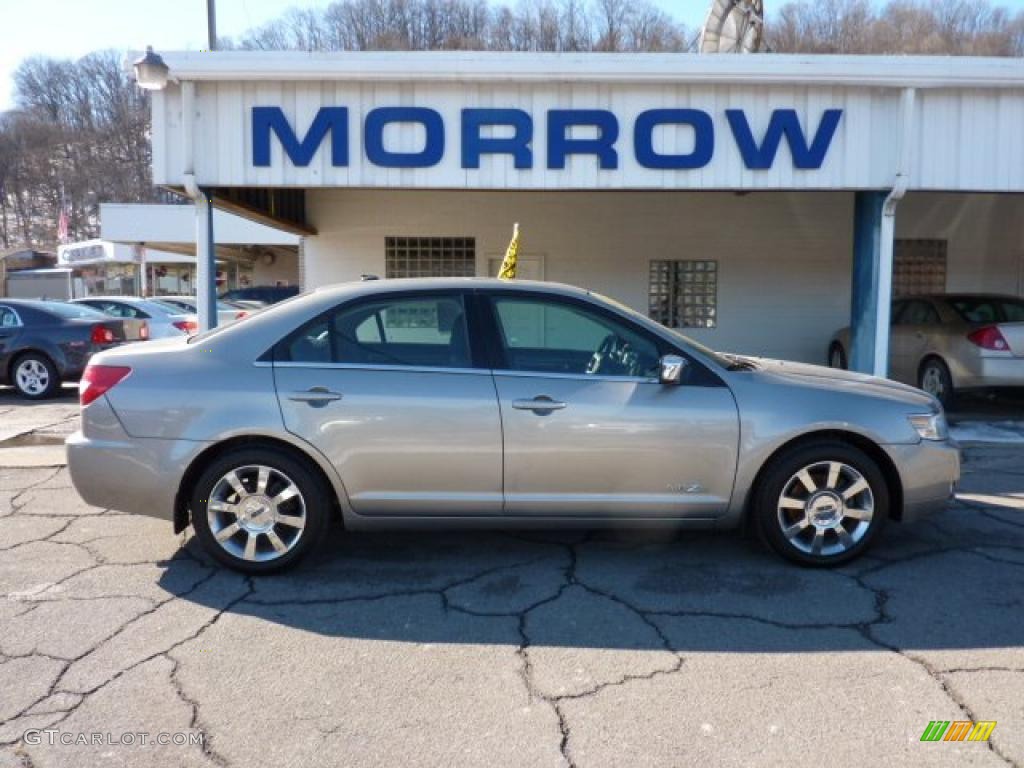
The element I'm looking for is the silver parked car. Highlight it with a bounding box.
[154,296,251,327]
[71,296,197,339]
[67,279,959,573]
[829,294,1024,406]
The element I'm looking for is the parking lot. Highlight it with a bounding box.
[0,390,1022,768]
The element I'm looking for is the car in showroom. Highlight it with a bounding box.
[71,296,198,338]
[67,279,959,573]
[829,294,1024,406]
[0,299,148,398]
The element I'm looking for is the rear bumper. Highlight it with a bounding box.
[66,398,207,521]
[952,355,1024,389]
[883,439,961,523]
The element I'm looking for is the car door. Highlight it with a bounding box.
[273,290,503,517]
[891,299,940,383]
[0,305,23,375]
[483,290,739,519]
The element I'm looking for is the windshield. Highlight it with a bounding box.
[588,290,737,370]
[187,292,305,344]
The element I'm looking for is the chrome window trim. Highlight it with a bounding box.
[493,369,660,385]
[261,360,658,384]
[0,305,23,328]
[264,361,490,377]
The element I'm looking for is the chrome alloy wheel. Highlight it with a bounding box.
[206,465,307,563]
[776,461,874,557]
[921,365,945,399]
[15,358,50,396]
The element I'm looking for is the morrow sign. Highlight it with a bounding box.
[252,106,844,171]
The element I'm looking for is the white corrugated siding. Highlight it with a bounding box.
[152,78,1024,192]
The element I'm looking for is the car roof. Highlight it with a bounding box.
[0,298,72,308]
[74,295,149,301]
[311,277,593,302]
[913,293,1023,302]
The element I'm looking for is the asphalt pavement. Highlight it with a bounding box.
[0,392,1022,768]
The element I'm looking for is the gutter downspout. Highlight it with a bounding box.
[873,86,916,377]
[180,81,218,331]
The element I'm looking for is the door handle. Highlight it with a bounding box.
[288,387,342,404]
[512,396,567,413]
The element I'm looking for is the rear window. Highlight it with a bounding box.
[947,297,1024,324]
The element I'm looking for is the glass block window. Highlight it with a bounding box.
[894,239,947,297]
[385,237,475,279]
[648,260,718,328]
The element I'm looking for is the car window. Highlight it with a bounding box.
[86,300,147,319]
[1000,299,1024,322]
[948,298,1000,324]
[280,294,471,369]
[899,300,941,325]
[890,300,909,325]
[491,295,660,378]
[0,307,18,328]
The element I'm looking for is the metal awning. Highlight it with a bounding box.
[100,203,301,264]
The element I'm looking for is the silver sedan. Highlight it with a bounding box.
[829,294,1024,406]
[67,279,960,573]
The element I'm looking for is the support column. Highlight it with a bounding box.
[849,191,888,375]
[195,190,218,331]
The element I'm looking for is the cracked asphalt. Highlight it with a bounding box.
[1,396,1023,767]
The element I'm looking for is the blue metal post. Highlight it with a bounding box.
[849,191,886,374]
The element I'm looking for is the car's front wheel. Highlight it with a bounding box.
[190,448,331,574]
[754,440,888,566]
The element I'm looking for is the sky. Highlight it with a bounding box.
[2,0,1024,109]
[0,0,709,110]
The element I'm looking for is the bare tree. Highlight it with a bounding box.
[0,50,158,251]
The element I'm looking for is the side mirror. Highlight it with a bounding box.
[659,354,687,385]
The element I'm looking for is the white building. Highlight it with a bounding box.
[141,51,1024,372]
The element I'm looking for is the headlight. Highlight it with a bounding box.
[908,412,948,441]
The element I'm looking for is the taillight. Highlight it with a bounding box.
[79,365,131,407]
[140,323,150,340]
[90,325,115,344]
[235,311,249,320]
[967,325,1010,351]
[173,320,198,335]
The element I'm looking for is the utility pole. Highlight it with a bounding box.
[207,0,217,50]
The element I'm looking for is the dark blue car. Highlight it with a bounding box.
[0,299,148,399]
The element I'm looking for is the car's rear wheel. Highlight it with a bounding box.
[919,357,954,408]
[190,448,331,574]
[12,353,60,399]
[828,343,847,370]
[754,440,888,566]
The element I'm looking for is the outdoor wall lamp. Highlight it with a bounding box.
[133,46,170,90]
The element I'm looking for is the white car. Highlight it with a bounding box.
[71,297,197,338]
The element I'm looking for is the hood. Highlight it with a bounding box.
[748,357,939,410]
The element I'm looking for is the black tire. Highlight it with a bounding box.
[754,440,889,567]
[10,352,60,400]
[190,448,331,574]
[828,343,847,370]
[918,357,955,408]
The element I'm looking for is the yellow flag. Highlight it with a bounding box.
[497,222,519,280]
